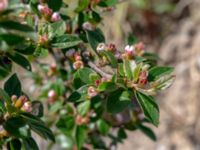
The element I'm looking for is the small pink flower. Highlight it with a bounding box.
[22,101,32,113]
[48,90,56,99]
[87,86,97,98]
[51,12,61,22]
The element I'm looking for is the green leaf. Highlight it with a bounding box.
[148,66,174,81]
[77,101,91,116]
[0,66,9,80]
[3,117,29,138]
[86,28,105,51]
[135,124,156,141]
[98,82,117,92]
[56,116,75,134]
[107,89,131,114]
[68,92,81,102]
[76,126,87,150]
[135,92,159,126]
[7,52,31,71]
[31,101,44,117]
[23,138,39,150]
[101,51,118,68]
[97,119,110,135]
[51,34,81,49]
[75,0,89,12]
[98,0,118,7]
[47,0,62,11]
[0,88,11,104]
[123,60,133,80]
[20,113,55,142]
[48,21,66,38]
[4,73,21,97]
[0,34,24,46]
[0,20,33,32]
[133,64,141,82]
[7,139,22,150]
[78,67,95,84]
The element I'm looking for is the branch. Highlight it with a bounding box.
[87,61,112,79]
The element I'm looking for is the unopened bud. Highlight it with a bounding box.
[107,43,116,52]
[37,5,52,18]
[73,60,84,70]
[51,12,61,22]
[97,43,106,52]
[11,95,17,103]
[74,53,82,61]
[87,86,97,98]
[75,115,89,125]
[21,101,32,112]
[82,22,93,30]
[39,33,48,46]
[135,42,145,51]
[14,96,27,108]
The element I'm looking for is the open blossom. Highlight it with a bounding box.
[96,43,106,52]
[125,45,135,56]
[87,86,97,98]
[51,12,61,22]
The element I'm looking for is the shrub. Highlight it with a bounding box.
[0,0,175,149]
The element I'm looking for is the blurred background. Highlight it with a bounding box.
[3,0,200,149]
[101,0,200,149]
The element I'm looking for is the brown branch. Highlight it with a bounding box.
[87,61,113,79]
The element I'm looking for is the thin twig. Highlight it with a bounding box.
[87,61,113,79]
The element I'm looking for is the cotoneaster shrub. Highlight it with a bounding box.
[0,0,175,149]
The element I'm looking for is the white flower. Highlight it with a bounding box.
[125,45,135,56]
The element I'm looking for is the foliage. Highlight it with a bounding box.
[0,0,175,149]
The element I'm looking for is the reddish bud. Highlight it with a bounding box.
[135,42,145,51]
[107,43,116,52]
[39,33,48,45]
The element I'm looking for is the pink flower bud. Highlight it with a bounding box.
[73,60,84,70]
[96,43,106,52]
[135,42,145,51]
[0,0,8,11]
[39,33,48,45]
[48,90,56,99]
[37,4,45,12]
[107,43,116,52]
[87,86,97,98]
[22,101,32,113]
[82,22,93,30]
[38,5,52,18]
[125,45,135,56]
[74,53,82,61]
[138,70,148,85]
[51,12,61,22]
